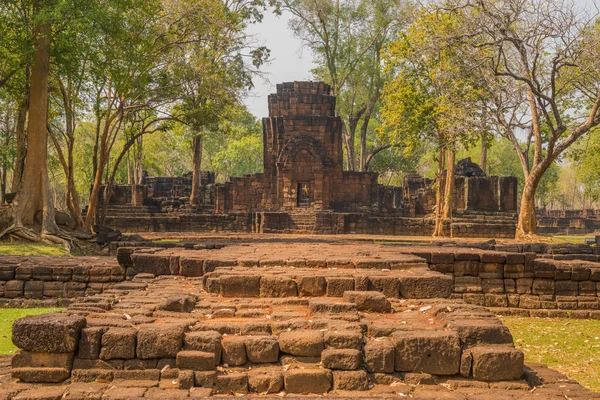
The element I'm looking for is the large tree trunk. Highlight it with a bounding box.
[7,19,61,242]
[516,181,538,238]
[516,170,544,238]
[11,91,29,192]
[359,107,373,172]
[342,124,356,171]
[49,128,83,227]
[66,138,84,227]
[432,148,446,237]
[190,134,203,204]
[85,150,107,228]
[0,166,6,204]
[441,149,456,236]
[480,133,487,174]
[133,137,143,184]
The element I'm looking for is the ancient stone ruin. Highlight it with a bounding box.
[2,237,600,398]
[92,81,518,238]
[537,208,600,235]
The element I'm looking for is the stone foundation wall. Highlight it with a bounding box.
[0,258,125,303]
[422,250,600,316]
[537,209,600,235]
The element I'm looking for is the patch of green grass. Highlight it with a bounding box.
[500,316,600,392]
[0,242,69,257]
[0,308,64,355]
[154,239,182,243]
[552,235,594,244]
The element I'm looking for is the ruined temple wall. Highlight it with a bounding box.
[329,171,380,211]
[408,175,518,216]
[465,176,518,212]
[217,174,266,212]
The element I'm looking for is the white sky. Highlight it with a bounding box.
[243,10,315,118]
[243,0,598,118]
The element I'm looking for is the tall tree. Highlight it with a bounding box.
[1,5,65,243]
[444,0,600,238]
[380,10,482,236]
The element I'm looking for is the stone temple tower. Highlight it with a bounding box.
[215,81,381,214]
[262,82,344,210]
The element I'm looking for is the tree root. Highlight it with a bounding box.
[1,218,80,253]
[0,223,42,242]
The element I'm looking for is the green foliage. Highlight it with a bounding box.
[380,9,483,152]
[203,106,263,182]
[568,133,600,206]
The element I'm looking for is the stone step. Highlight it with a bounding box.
[202,267,452,299]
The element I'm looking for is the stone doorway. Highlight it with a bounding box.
[297,182,310,207]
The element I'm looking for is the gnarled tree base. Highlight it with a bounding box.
[0,207,74,251]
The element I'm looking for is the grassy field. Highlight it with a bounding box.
[551,235,595,244]
[0,308,64,355]
[501,316,600,392]
[0,242,69,257]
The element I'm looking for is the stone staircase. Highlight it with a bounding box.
[449,210,517,238]
[287,210,317,233]
[8,242,599,398]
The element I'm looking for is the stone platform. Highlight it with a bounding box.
[3,239,600,398]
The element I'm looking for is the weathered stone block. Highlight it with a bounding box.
[450,320,513,346]
[470,346,524,381]
[392,330,461,375]
[100,328,137,360]
[284,369,332,394]
[399,274,453,298]
[297,276,326,297]
[479,263,503,279]
[325,277,354,297]
[245,336,279,363]
[221,336,247,366]
[481,279,504,293]
[342,291,391,313]
[23,281,44,299]
[332,370,369,390]
[5,280,24,297]
[368,276,401,298]
[12,312,86,353]
[364,338,394,373]
[556,281,578,296]
[214,372,248,394]
[324,330,363,350]
[322,349,361,370]
[532,279,555,295]
[179,258,204,277]
[11,367,70,383]
[136,324,184,359]
[131,253,171,276]
[220,275,260,297]
[515,278,533,294]
[184,331,222,363]
[12,351,73,370]
[454,261,479,277]
[78,327,107,359]
[278,330,324,357]
[453,276,482,294]
[248,367,284,393]
[260,276,297,297]
[176,350,215,371]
